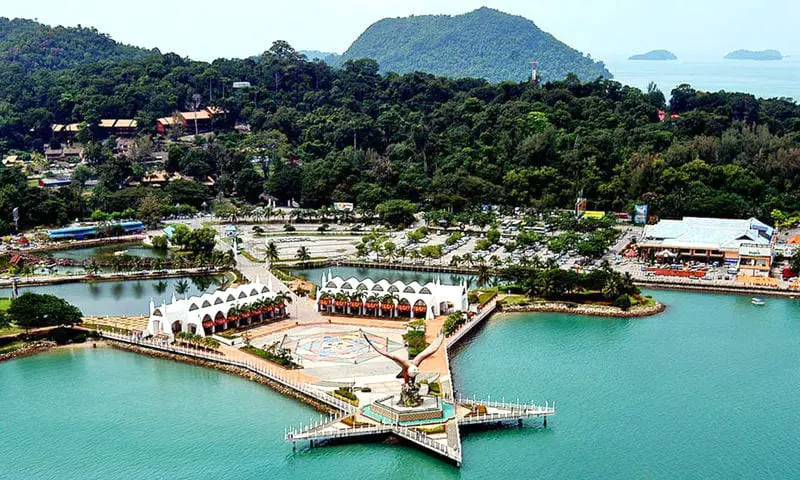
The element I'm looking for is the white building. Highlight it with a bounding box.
[145,278,285,339]
[315,271,468,320]
[639,216,774,267]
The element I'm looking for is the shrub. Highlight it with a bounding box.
[445,232,463,245]
[405,330,427,357]
[475,239,492,251]
[614,294,632,311]
[283,224,296,232]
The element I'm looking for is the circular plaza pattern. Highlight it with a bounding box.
[286,330,402,364]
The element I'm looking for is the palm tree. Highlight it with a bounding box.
[476,264,491,288]
[174,279,190,296]
[265,241,280,268]
[296,246,311,263]
[274,292,292,316]
[202,336,220,351]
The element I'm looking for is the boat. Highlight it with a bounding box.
[113,250,129,256]
[751,298,766,306]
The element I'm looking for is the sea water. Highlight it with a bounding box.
[2,289,800,479]
[606,58,800,100]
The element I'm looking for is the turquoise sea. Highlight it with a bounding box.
[2,289,800,478]
[606,58,800,100]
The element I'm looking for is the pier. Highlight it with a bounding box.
[92,254,555,468]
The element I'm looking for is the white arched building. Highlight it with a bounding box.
[315,271,468,320]
[145,278,285,339]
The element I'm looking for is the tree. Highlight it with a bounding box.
[8,293,82,332]
[183,227,217,254]
[791,250,800,274]
[376,200,416,228]
[296,245,311,263]
[235,167,264,203]
[138,193,164,228]
[476,264,491,288]
[174,279,190,296]
[266,241,280,267]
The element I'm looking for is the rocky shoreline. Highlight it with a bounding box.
[107,341,337,414]
[500,301,666,318]
[0,341,57,363]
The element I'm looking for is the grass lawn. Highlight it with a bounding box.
[0,325,24,337]
[0,297,11,312]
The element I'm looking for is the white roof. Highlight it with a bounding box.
[641,217,773,251]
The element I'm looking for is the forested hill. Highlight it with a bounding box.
[0,17,152,71]
[3,28,800,228]
[334,7,611,83]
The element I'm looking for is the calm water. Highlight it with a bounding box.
[48,244,172,261]
[0,276,220,316]
[292,266,474,287]
[3,289,800,478]
[606,58,800,100]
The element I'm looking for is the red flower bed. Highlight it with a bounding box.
[397,304,411,312]
[349,301,362,309]
[202,320,214,328]
[333,300,346,307]
[654,269,705,278]
[319,298,331,306]
[215,318,226,325]
[365,302,378,310]
[413,305,427,313]
[380,303,394,310]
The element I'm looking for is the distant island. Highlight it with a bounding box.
[629,50,677,61]
[724,49,783,61]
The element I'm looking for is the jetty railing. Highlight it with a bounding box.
[286,423,392,442]
[394,424,462,464]
[98,331,356,413]
[446,300,497,348]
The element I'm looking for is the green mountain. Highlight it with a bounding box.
[629,50,677,61]
[0,17,152,71]
[724,49,782,61]
[334,7,611,83]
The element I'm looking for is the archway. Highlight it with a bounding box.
[413,300,428,318]
[188,323,197,335]
[214,311,226,332]
[202,314,214,335]
[171,320,182,335]
[397,298,412,318]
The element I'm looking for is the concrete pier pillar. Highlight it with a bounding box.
[543,416,547,427]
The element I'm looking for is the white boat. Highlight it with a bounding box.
[113,250,128,257]
[751,298,766,306]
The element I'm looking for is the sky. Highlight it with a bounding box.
[4,0,800,62]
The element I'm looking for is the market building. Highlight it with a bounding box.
[638,216,774,274]
[315,272,468,320]
[145,279,285,339]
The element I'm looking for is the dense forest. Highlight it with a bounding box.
[1,19,800,230]
[335,7,611,83]
[0,17,151,71]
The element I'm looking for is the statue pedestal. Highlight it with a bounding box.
[366,395,452,425]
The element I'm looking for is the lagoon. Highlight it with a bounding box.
[3,289,800,478]
[0,276,221,316]
[292,266,475,287]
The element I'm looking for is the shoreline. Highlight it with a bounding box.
[0,267,227,288]
[499,301,666,318]
[633,279,800,298]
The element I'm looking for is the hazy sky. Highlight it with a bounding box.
[4,0,800,62]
